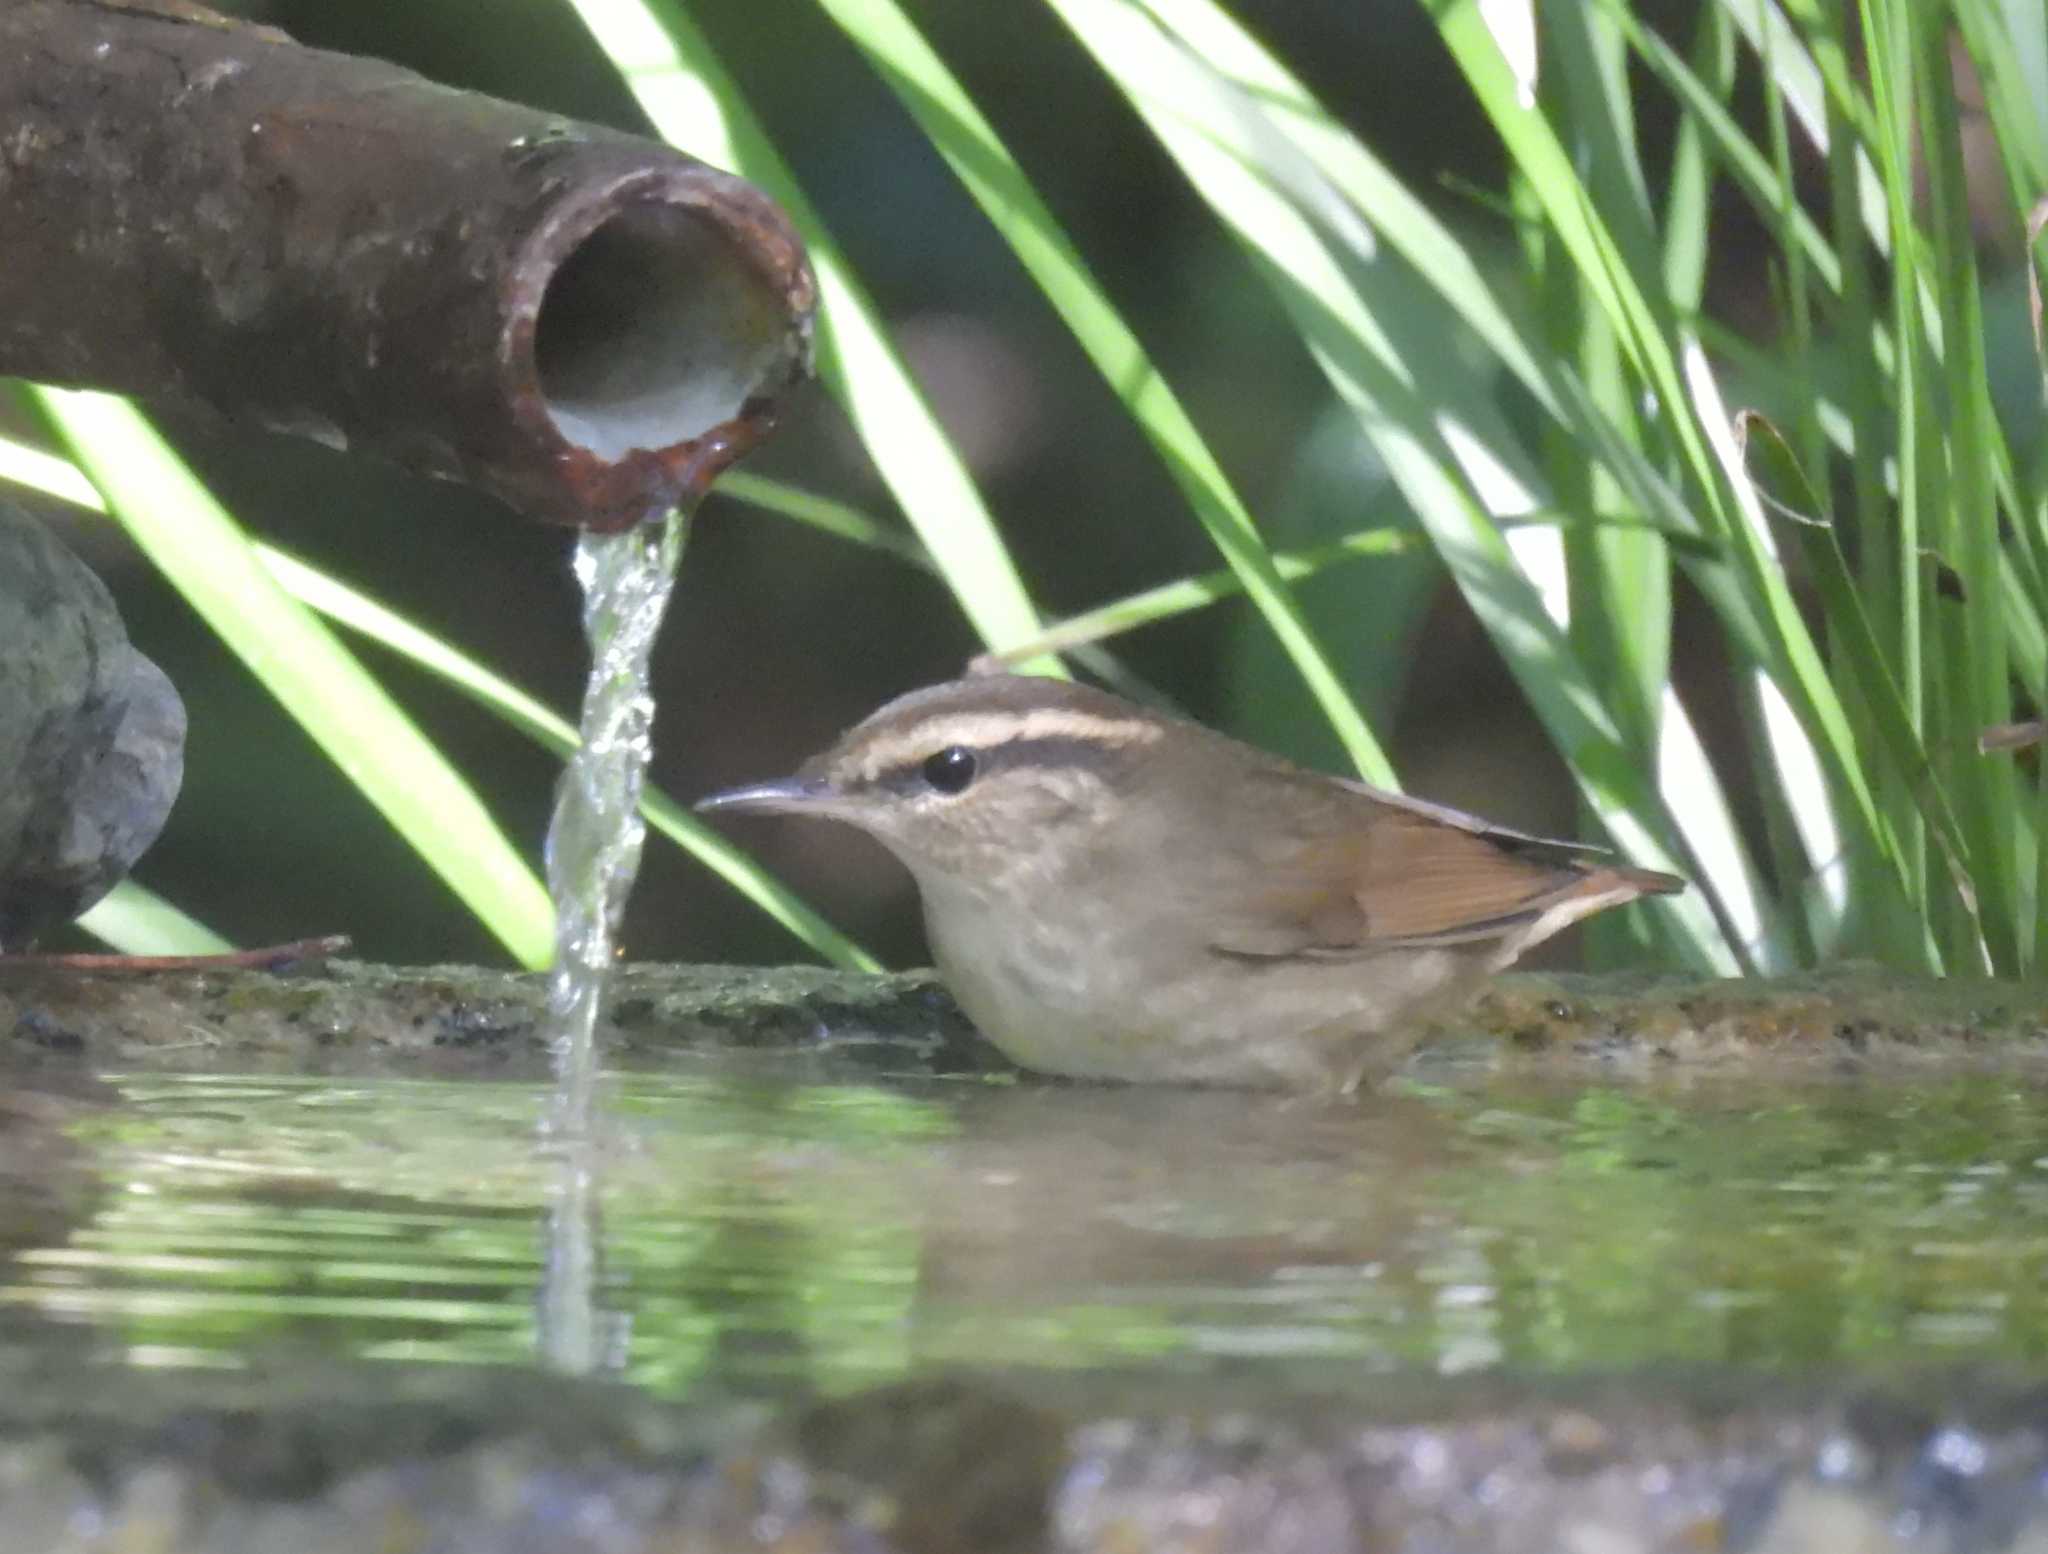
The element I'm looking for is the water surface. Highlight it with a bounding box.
[3,1065,2043,1397]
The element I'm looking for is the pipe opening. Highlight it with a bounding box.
[535,201,795,460]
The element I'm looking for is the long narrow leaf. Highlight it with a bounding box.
[77,882,237,958]
[1606,1,1843,297]
[265,549,882,972]
[26,388,557,967]
[0,433,879,972]
[1128,0,1781,962]
[714,472,932,570]
[560,0,1056,670]
[1739,413,1983,957]
[980,524,1423,665]
[1047,0,1736,970]
[1429,0,1922,959]
[978,512,1710,666]
[809,0,1396,783]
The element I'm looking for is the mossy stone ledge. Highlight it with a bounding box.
[2,959,2044,1077]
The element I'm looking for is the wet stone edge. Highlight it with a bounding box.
[0,959,2045,1077]
[2,1364,2047,1553]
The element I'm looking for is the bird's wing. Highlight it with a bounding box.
[1204,783,1677,960]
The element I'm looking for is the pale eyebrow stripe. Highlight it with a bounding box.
[854,708,1163,778]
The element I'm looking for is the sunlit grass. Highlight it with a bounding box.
[0,429,878,972]
[23,388,557,969]
[557,0,1060,676]
[6,0,2044,978]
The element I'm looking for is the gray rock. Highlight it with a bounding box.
[0,501,184,949]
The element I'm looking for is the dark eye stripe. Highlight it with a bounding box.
[871,735,1127,792]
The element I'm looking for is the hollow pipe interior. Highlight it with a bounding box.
[536,203,795,463]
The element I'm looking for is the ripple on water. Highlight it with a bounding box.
[0,1069,2043,1394]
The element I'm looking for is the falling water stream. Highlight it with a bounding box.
[544,510,688,1127]
[534,507,689,1373]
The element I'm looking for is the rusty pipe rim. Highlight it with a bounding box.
[501,161,816,530]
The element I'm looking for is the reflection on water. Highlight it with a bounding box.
[1,1068,2045,1395]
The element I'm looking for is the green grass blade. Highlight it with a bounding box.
[978,511,1713,662]
[1539,1,1679,973]
[1657,3,1730,307]
[1429,0,1924,961]
[979,524,1425,664]
[713,472,931,570]
[1136,0,1735,589]
[1954,0,2048,210]
[560,0,1056,671]
[1138,0,1565,419]
[1545,0,1669,771]
[2004,557,2048,708]
[1712,0,1889,255]
[0,432,879,973]
[76,882,237,957]
[1858,0,1939,953]
[1607,1,1841,296]
[1910,3,2019,970]
[809,0,1395,784]
[1047,0,1738,970]
[23,388,556,968]
[263,549,882,972]
[1123,0,1782,963]
[0,434,101,508]
[1740,412,1984,957]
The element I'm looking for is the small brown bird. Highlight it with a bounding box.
[698,676,1683,1090]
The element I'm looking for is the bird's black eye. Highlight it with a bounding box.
[921,745,978,794]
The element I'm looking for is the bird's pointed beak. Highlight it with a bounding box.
[693,776,843,817]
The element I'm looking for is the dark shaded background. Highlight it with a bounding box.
[25,0,1768,969]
